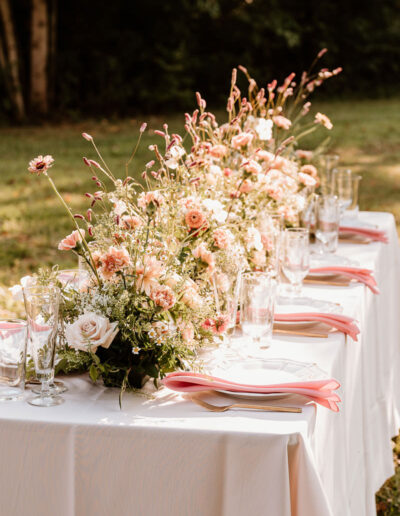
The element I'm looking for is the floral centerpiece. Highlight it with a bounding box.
[147,50,341,270]
[24,135,233,400]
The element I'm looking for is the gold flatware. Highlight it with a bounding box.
[304,278,350,287]
[190,396,302,413]
[339,237,370,245]
[273,328,328,338]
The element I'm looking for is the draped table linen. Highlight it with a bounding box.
[0,211,399,516]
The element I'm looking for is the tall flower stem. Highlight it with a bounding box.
[45,172,101,285]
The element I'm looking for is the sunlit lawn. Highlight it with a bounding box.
[1,98,400,511]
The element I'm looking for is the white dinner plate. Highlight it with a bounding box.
[209,358,329,400]
[275,296,343,315]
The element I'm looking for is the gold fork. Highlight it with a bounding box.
[190,395,302,413]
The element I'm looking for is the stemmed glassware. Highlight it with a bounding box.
[240,272,276,355]
[23,285,64,407]
[256,211,284,278]
[315,195,340,254]
[282,228,310,296]
[331,168,353,214]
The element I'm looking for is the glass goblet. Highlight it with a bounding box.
[240,272,276,355]
[331,168,353,214]
[282,228,310,296]
[23,285,64,407]
[315,195,340,254]
[319,153,340,195]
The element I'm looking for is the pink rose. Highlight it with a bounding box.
[273,115,292,130]
[58,229,85,251]
[65,312,118,353]
[231,132,254,149]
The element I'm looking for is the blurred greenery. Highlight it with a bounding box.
[2,0,400,120]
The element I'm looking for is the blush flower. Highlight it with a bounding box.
[192,243,215,274]
[136,256,165,295]
[58,229,85,251]
[231,132,254,149]
[213,228,231,250]
[298,172,317,186]
[273,115,292,130]
[65,312,118,353]
[122,215,143,230]
[209,144,227,158]
[137,191,164,211]
[150,284,176,310]
[99,246,130,279]
[28,155,54,175]
[314,113,333,130]
[185,209,208,230]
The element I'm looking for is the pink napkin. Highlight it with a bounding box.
[340,226,388,243]
[309,266,379,294]
[0,322,26,339]
[162,371,341,411]
[274,312,360,341]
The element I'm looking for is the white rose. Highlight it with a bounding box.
[65,312,119,353]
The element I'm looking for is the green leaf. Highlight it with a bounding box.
[89,364,99,383]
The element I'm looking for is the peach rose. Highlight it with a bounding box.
[58,229,85,251]
[231,132,254,149]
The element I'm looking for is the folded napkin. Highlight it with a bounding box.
[162,371,341,411]
[309,266,379,294]
[274,312,360,341]
[0,322,26,339]
[339,226,388,243]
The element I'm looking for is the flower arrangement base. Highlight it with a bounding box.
[101,369,150,390]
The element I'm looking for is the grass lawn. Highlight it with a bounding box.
[1,98,400,511]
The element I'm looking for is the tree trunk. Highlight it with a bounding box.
[0,0,25,120]
[48,0,57,107]
[30,0,49,115]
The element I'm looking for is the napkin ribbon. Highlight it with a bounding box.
[274,312,360,341]
[309,266,379,294]
[162,371,341,412]
[339,226,388,243]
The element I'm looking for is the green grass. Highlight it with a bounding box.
[1,99,400,511]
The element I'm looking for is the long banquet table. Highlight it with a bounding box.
[1,211,399,516]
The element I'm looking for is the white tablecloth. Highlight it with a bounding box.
[0,211,399,516]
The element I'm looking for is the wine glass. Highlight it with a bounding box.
[331,168,353,214]
[315,195,340,254]
[23,285,64,407]
[319,153,340,195]
[240,272,276,354]
[0,319,28,400]
[282,228,310,296]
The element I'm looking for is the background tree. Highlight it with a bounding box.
[30,0,49,115]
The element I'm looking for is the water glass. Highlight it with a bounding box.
[315,195,340,254]
[256,211,284,278]
[282,228,310,295]
[331,168,353,214]
[240,272,276,354]
[23,285,64,407]
[319,153,340,195]
[0,319,28,401]
[212,268,242,340]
